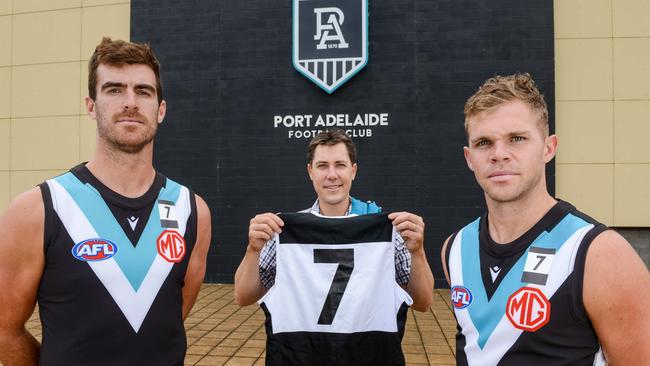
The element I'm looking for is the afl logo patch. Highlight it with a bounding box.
[450,286,473,309]
[506,286,551,332]
[71,238,118,262]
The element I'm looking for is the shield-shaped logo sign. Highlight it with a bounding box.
[293,0,368,94]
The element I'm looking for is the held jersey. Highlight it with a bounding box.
[259,212,413,366]
[446,201,608,366]
[37,164,197,366]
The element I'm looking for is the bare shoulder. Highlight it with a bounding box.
[0,187,45,244]
[441,234,453,286]
[583,229,650,362]
[193,194,212,249]
[584,229,649,293]
[0,187,45,309]
[584,229,647,279]
[441,234,453,255]
[195,194,211,216]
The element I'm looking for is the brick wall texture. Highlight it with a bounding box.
[131,0,556,285]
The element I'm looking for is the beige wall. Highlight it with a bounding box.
[0,0,129,210]
[1,0,648,228]
[555,0,650,226]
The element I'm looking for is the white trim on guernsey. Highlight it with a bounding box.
[260,225,412,334]
[450,224,595,365]
[47,179,191,333]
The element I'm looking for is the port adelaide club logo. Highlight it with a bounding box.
[293,0,368,93]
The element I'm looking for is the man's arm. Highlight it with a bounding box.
[0,188,46,366]
[389,212,434,312]
[181,195,212,319]
[440,235,452,286]
[234,213,284,306]
[583,229,650,364]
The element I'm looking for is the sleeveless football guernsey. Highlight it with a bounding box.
[37,164,197,365]
[260,212,413,366]
[447,201,608,365]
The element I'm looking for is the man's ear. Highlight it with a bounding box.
[85,96,97,120]
[157,100,167,123]
[463,146,474,172]
[543,134,558,163]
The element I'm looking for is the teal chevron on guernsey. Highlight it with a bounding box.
[459,214,593,349]
[52,172,183,290]
[46,172,191,332]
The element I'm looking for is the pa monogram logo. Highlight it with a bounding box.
[293,0,368,93]
[506,286,551,332]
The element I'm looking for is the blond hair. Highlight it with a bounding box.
[464,73,548,136]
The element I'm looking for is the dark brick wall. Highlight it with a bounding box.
[617,229,650,269]
[131,0,555,286]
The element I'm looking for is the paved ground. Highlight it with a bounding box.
[24,284,456,366]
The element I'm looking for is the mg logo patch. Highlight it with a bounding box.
[293,0,368,93]
[506,286,551,332]
[157,230,186,263]
[450,285,473,309]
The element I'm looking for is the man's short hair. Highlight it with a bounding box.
[88,37,164,104]
[464,73,549,136]
[307,129,357,164]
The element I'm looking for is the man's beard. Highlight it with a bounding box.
[97,110,158,154]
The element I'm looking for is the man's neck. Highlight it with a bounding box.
[485,189,557,244]
[86,142,156,198]
[318,198,350,216]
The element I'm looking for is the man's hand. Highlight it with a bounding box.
[235,213,284,306]
[388,211,425,253]
[248,213,284,252]
[388,211,433,311]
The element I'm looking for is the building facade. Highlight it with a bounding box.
[0,0,648,284]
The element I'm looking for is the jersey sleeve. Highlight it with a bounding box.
[394,232,411,285]
[259,237,277,289]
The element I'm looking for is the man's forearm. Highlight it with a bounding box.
[0,329,40,366]
[233,246,266,306]
[406,249,435,311]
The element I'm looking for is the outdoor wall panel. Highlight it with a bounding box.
[11,62,80,118]
[613,38,650,100]
[615,164,650,226]
[132,0,554,284]
[79,114,97,161]
[83,0,129,7]
[0,118,9,170]
[555,101,613,164]
[556,163,613,225]
[0,172,9,209]
[615,101,650,163]
[12,9,81,65]
[0,15,10,66]
[11,116,79,170]
[10,170,66,198]
[555,38,612,101]
[13,0,80,14]
[79,61,88,114]
[0,0,10,15]
[0,67,9,118]
[81,4,130,59]
[554,0,612,39]
[613,0,650,37]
